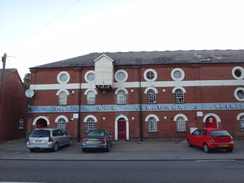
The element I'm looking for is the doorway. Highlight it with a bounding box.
[36,119,47,128]
[206,116,217,128]
[118,118,126,140]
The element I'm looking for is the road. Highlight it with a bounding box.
[0,160,244,183]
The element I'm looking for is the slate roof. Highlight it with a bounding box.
[30,50,244,69]
[0,69,16,78]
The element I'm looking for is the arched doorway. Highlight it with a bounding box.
[206,117,217,128]
[203,113,221,128]
[33,116,50,129]
[36,119,47,128]
[118,118,126,140]
[115,114,129,141]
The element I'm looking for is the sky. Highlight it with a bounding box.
[1,0,244,80]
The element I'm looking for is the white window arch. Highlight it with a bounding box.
[232,66,244,80]
[234,87,244,101]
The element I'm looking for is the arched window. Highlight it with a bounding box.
[148,117,157,133]
[176,117,186,132]
[174,89,184,103]
[57,118,66,130]
[86,117,95,132]
[87,91,95,105]
[240,115,244,131]
[58,91,67,105]
[147,89,156,104]
[117,90,127,104]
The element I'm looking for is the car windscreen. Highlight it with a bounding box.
[30,130,50,137]
[87,131,105,137]
[210,130,230,137]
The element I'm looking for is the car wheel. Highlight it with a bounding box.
[203,143,211,153]
[68,138,73,146]
[29,149,36,152]
[106,145,111,152]
[187,139,192,147]
[226,148,233,153]
[52,143,58,152]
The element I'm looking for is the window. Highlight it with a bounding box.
[232,66,244,80]
[85,71,95,82]
[57,118,66,130]
[87,91,95,104]
[176,117,186,132]
[58,91,67,105]
[57,71,70,83]
[171,68,185,81]
[240,115,244,131]
[148,117,157,133]
[147,89,156,104]
[144,69,157,81]
[117,90,127,104]
[234,87,244,101]
[175,89,184,103]
[86,118,95,132]
[19,119,24,129]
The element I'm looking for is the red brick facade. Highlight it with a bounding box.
[27,51,244,141]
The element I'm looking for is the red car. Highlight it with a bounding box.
[187,128,234,153]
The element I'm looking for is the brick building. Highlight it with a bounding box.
[0,69,27,141]
[28,50,244,141]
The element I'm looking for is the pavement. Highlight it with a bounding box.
[0,138,244,161]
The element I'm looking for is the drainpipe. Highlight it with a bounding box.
[138,62,143,141]
[77,68,82,142]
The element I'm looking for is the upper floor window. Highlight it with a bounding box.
[85,71,95,82]
[115,70,128,82]
[57,71,70,84]
[232,66,244,80]
[234,87,244,101]
[117,90,127,104]
[58,91,67,105]
[87,91,96,105]
[147,89,156,104]
[174,88,184,103]
[171,68,185,81]
[144,69,157,82]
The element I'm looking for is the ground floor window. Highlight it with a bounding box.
[86,117,95,132]
[240,115,244,131]
[148,117,157,133]
[57,118,66,130]
[176,117,186,132]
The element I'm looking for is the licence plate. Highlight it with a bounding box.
[34,140,43,143]
[89,141,99,143]
[219,144,228,147]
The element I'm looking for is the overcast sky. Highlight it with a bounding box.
[1,0,244,80]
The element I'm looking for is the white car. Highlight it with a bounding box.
[27,128,73,152]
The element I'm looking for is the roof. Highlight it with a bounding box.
[0,69,17,78]
[30,50,244,69]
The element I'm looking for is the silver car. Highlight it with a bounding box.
[81,129,113,152]
[27,128,73,152]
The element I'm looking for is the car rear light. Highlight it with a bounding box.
[49,137,53,142]
[82,139,89,142]
[230,137,233,142]
[99,139,107,142]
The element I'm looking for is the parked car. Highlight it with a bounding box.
[27,128,73,152]
[187,128,234,153]
[81,129,113,152]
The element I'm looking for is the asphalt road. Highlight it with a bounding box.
[0,160,244,183]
